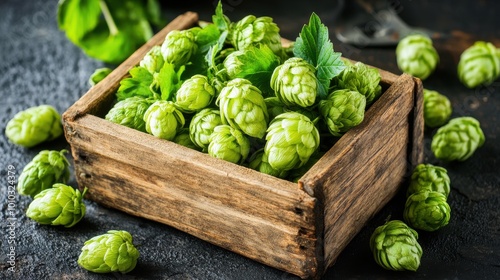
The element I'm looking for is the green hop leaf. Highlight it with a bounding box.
[105,96,155,132]
[423,89,452,128]
[5,105,63,148]
[217,78,269,139]
[78,230,139,274]
[332,61,382,105]
[161,29,198,69]
[89,67,113,86]
[116,67,156,101]
[26,184,87,228]
[403,190,451,232]
[263,112,320,171]
[318,89,366,137]
[17,150,71,198]
[407,163,451,198]
[458,41,500,88]
[175,74,216,113]
[370,220,423,272]
[189,109,223,152]
[143,100,185,141]
[230,15,283,58]
[396,34,439,80]
[270,57,318,108]
[208,125,250,164]
[431,116,485,161]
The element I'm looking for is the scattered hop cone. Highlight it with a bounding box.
[217,78,269,139]
[457,41,500,88]
[264,97,286,121]
[208,125,250,164]
[5,105,63,148]
[78,230,139,274]
[263,112,320,171]
[26,184,86,228]
[143,100,185,141]
[248,149,288,179]
[230,15,283,57]
[407,163,451,198]
[404,190,451,232]
[105,97,154,132]
[396,34,439,80]
[17,150,71,198]
[175,74,216,113]
[333,61,382,105]
[370,220,423,272]
[423,89,452,128]
[161,29,197,68]
[431,116,485,161]
[139,45,165,74]
[89,67,112,86]
[189,109,223,151]
[318,89,366,137]
[270,57,317,108]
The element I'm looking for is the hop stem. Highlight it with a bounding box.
[99,0,118,36]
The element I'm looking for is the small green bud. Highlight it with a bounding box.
[17,150,71,198]
[175,74,216,113]
[89,67,112,86]
[161,29,197,68]
[423,89,452,128]
[26,184,86,228]
[458,41,500,88]
[208,125,250,164]
[140,46,165,74]
[333,61,382,105]
[105,97,155,132]
[318,89,366,137]
[173,128,200,151]
[407,163,450,198]
[431,116,485,161]
[396,34,439,80]
[5,105,63,148]
[403,190,451,232]
[248,149,288,179]
[189,109,223,151]
[370,220,423,272]
[143,100,185,141]
[78,230,139,274]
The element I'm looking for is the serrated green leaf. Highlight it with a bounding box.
[156,63,184,101]
[57,0,101,43]
[293,12,345,99]
[116,66,155,101]
[212,0,231,32]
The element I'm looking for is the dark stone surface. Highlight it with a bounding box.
[1,0,499,279]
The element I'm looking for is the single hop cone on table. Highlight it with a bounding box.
[5,105,63,148]
[270,57,318,108]
[175,74,216,113]
[396,34,439,80]
[404,190,451,232]
[78,230,139,274]
[143,100,185,141]
[458,41,500,88]
[17,149,71,198]
[105,96,155,133]
[423,89,452,128]
[407,163,451,198]
[160,29,197,69]
[431,116,485,161]
[370,220,423,272]
[26,184,87,228]
[189,109,223,152]
[208,125,251,164]
[332,61,382,105]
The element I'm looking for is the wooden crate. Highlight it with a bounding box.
[62,12,423,279]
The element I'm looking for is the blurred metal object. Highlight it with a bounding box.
[334,0,445,46]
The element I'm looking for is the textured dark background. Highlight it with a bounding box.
[1,0,499,279]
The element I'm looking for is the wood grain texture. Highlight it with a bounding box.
[63,12,423,280]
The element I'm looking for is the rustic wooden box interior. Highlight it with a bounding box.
[62,12,424,279]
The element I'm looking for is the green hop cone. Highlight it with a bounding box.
[175,74,216,113]
[143,100,185,141]
[396,34,439,80]
[160,29,198,68]
[248,149,288,179]
[403,190,451,232]
[457,41,500,88]
[230,15,283,58]
[173,128,200,151]
[139,45,165,74]
[431,116,485,161]
[78,230,139,274]
[208,125,250,164]
[26,184,86,228]
[217,78,269,139]
[263,112,320,171]
[5,105,63,148]
[318,89,366,137]
[264,97,286,121]
[333,61,382,105]
[189,109,223,152]
[270,57,317,108]
[407,163,451,198]
[105,97,155,133]
[17,149,71,198]
[89,67,112,86]
[370,220,423,272]
[423,89,452,128]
